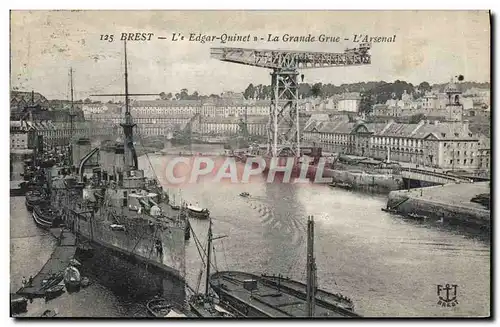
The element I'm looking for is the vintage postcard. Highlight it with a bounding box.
[9,10,491,318]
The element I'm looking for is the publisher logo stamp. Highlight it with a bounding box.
[437,284,459,307]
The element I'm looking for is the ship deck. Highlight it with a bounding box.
[16,229,77,297]
[211,271,352,317]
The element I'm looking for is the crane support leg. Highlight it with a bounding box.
[268,69,300,157]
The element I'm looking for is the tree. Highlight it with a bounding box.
[159,92,167,100]
[311,83,322,97]
[298,83,312,99]
[359,91,374,114]
[166,92,173,100]
[180,88,189,100]
[244,83,256,100]
[418,81,432,93]
[84,98,92,103]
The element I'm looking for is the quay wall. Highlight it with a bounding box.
[310,166,404,193]
[387,187,490,228]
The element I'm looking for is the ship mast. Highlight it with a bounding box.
[120,40,138,171]
[204,218,226,297]
[69,67,76,166]
[205,217,213,296]
[305,215,316,317]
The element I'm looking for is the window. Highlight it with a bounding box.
[463,159,466,164]
[470,159,473,164]
[450,160,453,164]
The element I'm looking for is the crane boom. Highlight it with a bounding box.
[210,44,372,157]
[210,44,371,70]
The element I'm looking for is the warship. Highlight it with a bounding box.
[47,41,190,304]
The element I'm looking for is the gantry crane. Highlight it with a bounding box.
[210,43,372,157]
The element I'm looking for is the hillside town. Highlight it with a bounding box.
[10,78,491,175]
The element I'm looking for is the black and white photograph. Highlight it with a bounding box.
[9,10,491,318]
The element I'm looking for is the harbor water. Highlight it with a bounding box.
[10,144,490,317]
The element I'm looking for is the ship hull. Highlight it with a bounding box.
[32,205,62,229]
[187,210,209,220]
[210,271,361,318]
[32,210,53,229]
[63,207,187,305]
[76,236,186,306]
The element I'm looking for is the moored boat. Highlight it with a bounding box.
[32,204,63,229]
[146,298,172,317]
[239,192,250,198]
[259,274,355,312]
[328,182,353,190]
[10,294,28,315]
[40,309,57,317]
[63,266,81,290]
[209,217,361,317]
[188,294,234,318]
[37,43,190,303]
[187,205,210,219]
[187,218,234,318]
[25,190,44,211]
[146,298,187,318]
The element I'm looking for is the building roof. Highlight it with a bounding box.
[364,122,390,134]
[201,116,268,124]
[132,100,202,107]
[411,121,477,140]
[11,91,48,106]
[380,123,420,137]
[318,121,356,134]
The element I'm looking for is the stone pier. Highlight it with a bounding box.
[386,182,490,228]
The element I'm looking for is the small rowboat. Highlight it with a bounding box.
[32,204,63,229]
[64,266,81,290]
[187,205,210,219]
[25,190,44,211]
[40,309,57,317]
[328,182,353,190]
[10,294,28,314]
[147,298,172,317]
[170,204,181,210]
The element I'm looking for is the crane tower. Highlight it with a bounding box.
[210,43,372,157]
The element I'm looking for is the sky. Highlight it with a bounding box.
[10,10,490,100]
